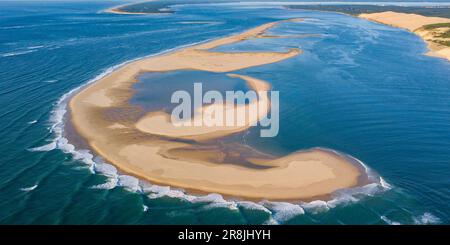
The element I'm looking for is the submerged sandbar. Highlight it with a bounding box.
[69,19,367,200]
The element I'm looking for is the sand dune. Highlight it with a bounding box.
[360,11,450,61]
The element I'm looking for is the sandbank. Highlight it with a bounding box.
[69,19,365,200]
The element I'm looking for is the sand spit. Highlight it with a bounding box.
[69,19,365,200]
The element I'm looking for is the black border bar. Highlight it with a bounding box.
[0,225,448,243]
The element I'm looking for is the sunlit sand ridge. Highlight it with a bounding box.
[360,11,450,61]
[69,19,366,200]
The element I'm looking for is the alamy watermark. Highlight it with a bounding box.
[169,82,279,137]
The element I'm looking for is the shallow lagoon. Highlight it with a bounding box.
[132,70,251,113]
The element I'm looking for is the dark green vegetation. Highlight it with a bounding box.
[117,2,450,17]
[424,23,450,30]
[285,4,450,47]
[119,1,175,14]
[437,40,450,46]
[423,22,450,46]
[424,22,450,38]
[285,5,450,18]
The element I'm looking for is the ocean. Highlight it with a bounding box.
[0,0,449,224]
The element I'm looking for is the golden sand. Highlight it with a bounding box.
[104,3,154,15]
[69,19,364,200]
[105,8,146,15]
[359,11,450,61]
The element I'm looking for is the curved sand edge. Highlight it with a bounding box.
[104,2,173,15]
[104,3,146,15]
[359,11,450,62]
[135,74,271,141]
[69,19,366,200]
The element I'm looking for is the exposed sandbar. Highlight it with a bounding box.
[69,19,365,200]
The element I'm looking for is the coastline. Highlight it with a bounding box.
[105,6,153,15]
[359,11,450,61]
[68,19,369,201]
[104,1,172,15]
[105,8,150,15]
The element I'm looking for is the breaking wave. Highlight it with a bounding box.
[381,216,401,225]
[413,212,441,225]
[1,49,37,58]
[20,184,38,192]
[28,142,56,152]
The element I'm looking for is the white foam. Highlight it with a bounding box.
[192,193,226,203]
[72,166,90,171]
[27,120,38,124]
[190,193,239,210]
[379,177,392,190]
[413,212,441,225]
[20,184,38,192]
[28,142,56,152]
[326,183,382,208]
[326,194,359,209]
[43,80,58,83]
[149,189,191,200]
[26,45,44,50]
[263,217,279,225]
[0,25,25,30]
[118,175,142,193]
[203,201,238,210]
[143,184,171,194]
[144,184,195,201]
[94,162,118,177]
[237,201,272,214]
[90,177,117,190]
[381,216,401,225]
[261,201,305,223]
[89,162,118,189]
[143,204,149,212]
[1,49,37,57]
[301,200,329,214]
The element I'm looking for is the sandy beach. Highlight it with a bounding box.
[104,3,145,15]
[69,19,365,200]
[104,2,173,15]
[359,11,450,61]
[105,8,149,15]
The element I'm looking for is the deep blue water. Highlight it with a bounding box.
[0,1,450,224]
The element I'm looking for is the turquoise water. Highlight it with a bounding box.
[1,1,450,224]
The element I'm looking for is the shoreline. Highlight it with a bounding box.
[359,11,450,61]
[104,1,172,15]
[105,8,151,15]
[68,18,370,201]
